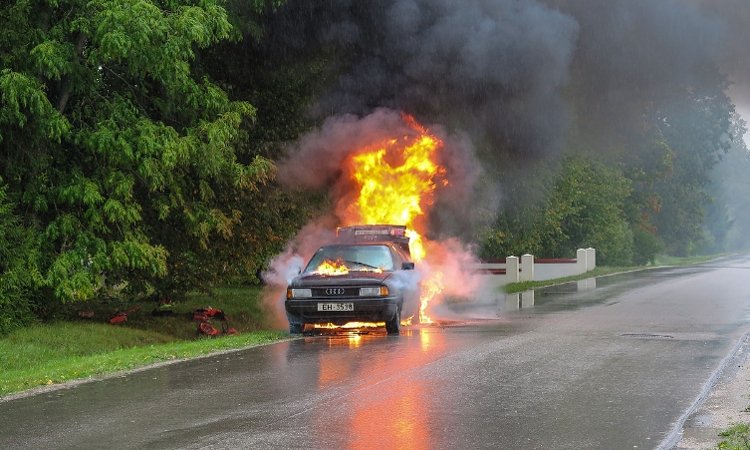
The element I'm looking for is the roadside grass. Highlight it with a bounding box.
[503,253,728,294]
[0,286,288,398]
[654,253,730,266]
[717,423,750,449]
[503,266,640,294]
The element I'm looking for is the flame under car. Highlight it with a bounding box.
[285,228,419,335]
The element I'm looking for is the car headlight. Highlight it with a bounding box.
[359,286,389,296]
[287,288,312,299]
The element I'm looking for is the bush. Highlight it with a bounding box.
[631,227,661,265]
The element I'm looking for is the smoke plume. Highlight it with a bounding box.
[261,0,750,324]
[266,0,579,160]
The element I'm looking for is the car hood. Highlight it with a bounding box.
[290,271,391,287]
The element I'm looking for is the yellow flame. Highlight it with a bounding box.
[315,259,349,276]
[314,322,383,329]
[344,115,446,323]
[313,320,412,330]
[350,135,442,238]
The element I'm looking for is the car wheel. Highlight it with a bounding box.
[287,312,303,335]
[385,307,401,335]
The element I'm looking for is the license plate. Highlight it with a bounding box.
[317,302,354,312]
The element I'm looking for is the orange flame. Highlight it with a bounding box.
[315,259,350,276]
[343,114,446,323]
[419,270,443,324]
[314,322,383,329]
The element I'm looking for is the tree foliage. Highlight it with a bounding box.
[651,75,735,255]
[0,0,275,308]
[480,72,738,263]
[0,177,43,333]
[479,156,638,266]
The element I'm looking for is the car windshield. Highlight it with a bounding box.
[304,245,395,274]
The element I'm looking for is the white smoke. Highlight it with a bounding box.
[261,220,338,326]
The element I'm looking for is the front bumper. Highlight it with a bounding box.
[285,296,400,325]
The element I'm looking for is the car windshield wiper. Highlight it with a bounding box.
[343,259,380,270]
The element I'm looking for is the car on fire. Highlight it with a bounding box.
[285,225,420,335]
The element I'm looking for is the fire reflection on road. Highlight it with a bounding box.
[305,328,441,450]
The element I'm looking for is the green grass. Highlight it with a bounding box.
[717,423,750,449]
[503,253,729,294]
[0,286,288,398]
[503,266,641,294]
[653,253,729,266]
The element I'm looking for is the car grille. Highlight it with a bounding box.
[311,287,361,297]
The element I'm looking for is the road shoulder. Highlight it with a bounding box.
[674,334,750,449]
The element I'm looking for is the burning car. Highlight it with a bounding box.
[285,225,420,335]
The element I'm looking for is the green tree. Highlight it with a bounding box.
[0,177,43,333]
[539,156,634,265]
[0,0,275,306]
[712,112,750,253]
[652,75,735,255]
[479,156,635,266]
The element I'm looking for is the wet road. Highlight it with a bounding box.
[3,256,750,449]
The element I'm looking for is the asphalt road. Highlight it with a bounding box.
[3,256,750,449]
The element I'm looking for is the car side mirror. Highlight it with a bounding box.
[401,262,415,270]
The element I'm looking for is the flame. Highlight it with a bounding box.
[343,114,446,323]
[418,270,443,324]
[314,322,383,329]
[315,259,349,276]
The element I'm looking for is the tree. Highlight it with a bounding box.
[0,177,43,333]
[0,0,275,306]
[712,112,750,253]
[652,74,735,255]
[479,155,635,266]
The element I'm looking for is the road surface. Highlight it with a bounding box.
[3,256,750,449]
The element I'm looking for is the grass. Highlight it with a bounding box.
[653,253,730,266]
[717,424,750,449]
[503,266,640,294]
[503,253,728,294]
[0,286,288,398]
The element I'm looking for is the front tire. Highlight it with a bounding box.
[385,307,401,335]
[287,312,303,335]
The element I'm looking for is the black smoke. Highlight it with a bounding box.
[264,0,750,154]
[265,0,579,160]
[267,0,750,240]
[546,0,728,124]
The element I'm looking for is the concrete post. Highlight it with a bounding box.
[576,248,587,275]
[506,256,519,283]
[520,254,534,282]
[586,248,596,271]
